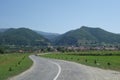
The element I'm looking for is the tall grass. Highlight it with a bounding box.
[0,53,32,80]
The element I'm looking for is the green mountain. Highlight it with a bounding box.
[0,28,50,46]
[55,26,120,46]
[1,27,120,47]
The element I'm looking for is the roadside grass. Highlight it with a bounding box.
[0,53,32,80]
[40,51,120,71]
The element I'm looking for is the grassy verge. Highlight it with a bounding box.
[40,51,120,71]
[0,53,33,80]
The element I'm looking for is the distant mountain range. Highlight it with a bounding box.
[36,31,60,41]
[0,28,8,32]
[55,26,120,46]
[0,26,120,47]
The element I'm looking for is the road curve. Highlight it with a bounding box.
[53,60,120,80]
[9,55,120,80]
[9,55,61,80]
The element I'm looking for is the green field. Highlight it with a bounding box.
[40,51,120,71]
[0,53,32,80]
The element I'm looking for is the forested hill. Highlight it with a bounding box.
[0,26,120,47]
[0,28,50,46]
[55,26,120,46]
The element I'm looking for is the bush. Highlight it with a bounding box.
[0,48,4,54]
[107,62,111,66]
[18,61,21,65]
[85,59,87,62]
[8,67,13,71]
[94,60,97,64]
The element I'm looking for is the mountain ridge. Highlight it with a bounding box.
[36,31,60,41]
[0,26,120,47]
[0,28,50,46]
[55,26,120,46]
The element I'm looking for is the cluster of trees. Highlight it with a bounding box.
[0,45,117,54]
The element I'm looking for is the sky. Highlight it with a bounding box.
[0,0,120,34]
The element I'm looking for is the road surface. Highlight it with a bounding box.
[9,55,120,80]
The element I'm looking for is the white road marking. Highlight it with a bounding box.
[50,61,61,80]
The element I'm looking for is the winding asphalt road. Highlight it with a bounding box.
[9,55,120,80]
